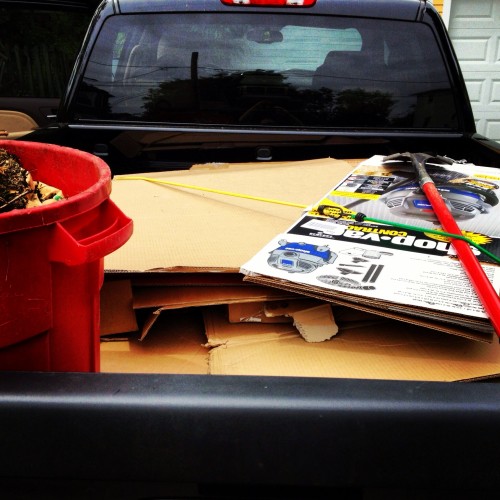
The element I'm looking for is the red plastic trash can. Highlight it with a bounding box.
[0,140,133,372]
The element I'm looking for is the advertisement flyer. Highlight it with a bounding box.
[241,156,500,324]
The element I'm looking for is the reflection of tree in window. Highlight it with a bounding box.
[142,69,305,125]
[142,71,236,123]
[74,82,112,119]
[332,89,394,127]
[297,88,394,128]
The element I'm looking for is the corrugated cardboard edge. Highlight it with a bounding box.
[99,279,138,336]
[203,306,500,382]
[101,309,209,374]
[135,285,302,340]
[244,275,494,343]
[290,304,339,342]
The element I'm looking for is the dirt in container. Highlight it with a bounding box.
[0,147,64,213]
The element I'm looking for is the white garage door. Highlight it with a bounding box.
[447,0,500,142]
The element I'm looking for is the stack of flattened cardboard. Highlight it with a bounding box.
[241,155,500,344]
[100,159,500,382]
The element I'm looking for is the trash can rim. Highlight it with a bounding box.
[0,140,112,235]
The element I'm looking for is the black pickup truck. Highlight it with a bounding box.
[2,0,500,498]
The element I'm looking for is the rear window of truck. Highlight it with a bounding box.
[73,12,458,131]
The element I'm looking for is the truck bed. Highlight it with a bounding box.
[5,156,500,499]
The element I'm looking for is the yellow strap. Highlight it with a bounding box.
[116,175,308,209]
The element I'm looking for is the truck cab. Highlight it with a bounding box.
[22,0,499,173]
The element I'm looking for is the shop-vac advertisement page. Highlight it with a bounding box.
[240,156,500,320]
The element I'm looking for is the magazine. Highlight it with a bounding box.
[240,155,500,340]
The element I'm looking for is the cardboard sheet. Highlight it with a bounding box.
[101,309,208,374]
[133,284,300,310]
[203,306,500,382]
[105,158,354,272]
[290,304,339,342]
[99,158,500,381]
[99,279,138,336]
[138,285,301,340]
[228,301,294,323]
[228,300,338,341]
[239,156,500,342]
[246,274,494,343]
[99,272,302,339]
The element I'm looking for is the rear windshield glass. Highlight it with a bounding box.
[74,12,457,131]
